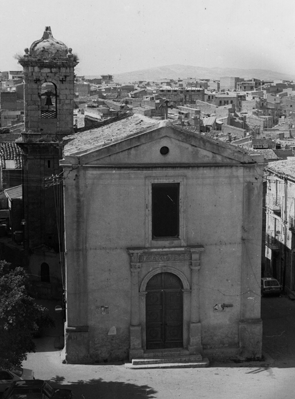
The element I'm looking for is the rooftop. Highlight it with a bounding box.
[249,148,279,161]
[267,159,295,178]
[215,93,238,98]
[4,185,22,200]
[203,116,216,126]
[64,114,160,156]
[0,142,23,169]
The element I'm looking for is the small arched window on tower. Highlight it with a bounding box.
[40,262,50,283]
[40,82,57,119]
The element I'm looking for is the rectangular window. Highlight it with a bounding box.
[146,176,186,247]
[152,183,179,239]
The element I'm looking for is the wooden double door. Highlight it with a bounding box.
[146,272,183,350]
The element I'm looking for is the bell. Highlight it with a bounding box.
[45,95,53,107]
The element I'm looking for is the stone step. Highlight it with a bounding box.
[132,355,202,365]
[125,358,209,369]
[143,349,190,358]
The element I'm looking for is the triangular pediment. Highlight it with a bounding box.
[62,119,257,167]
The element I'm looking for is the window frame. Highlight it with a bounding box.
[152,182,180,239]
[145,176,186,247]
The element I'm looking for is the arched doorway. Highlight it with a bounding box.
[146,272,183,350]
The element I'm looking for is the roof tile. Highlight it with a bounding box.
[64,114,160,156]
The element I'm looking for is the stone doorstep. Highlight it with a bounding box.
[128,349,209,369]
[125,359,210,369]
[143,348,191,358]
[132,354,202,365]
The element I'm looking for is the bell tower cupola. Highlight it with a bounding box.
[19,26,78,141]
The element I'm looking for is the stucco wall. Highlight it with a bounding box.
[64,158,262,361]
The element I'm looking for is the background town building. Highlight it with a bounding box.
[265,160,295,294]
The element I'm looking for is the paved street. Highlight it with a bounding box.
[5,295,295,399]
[262,294,295,367]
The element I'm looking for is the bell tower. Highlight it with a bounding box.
[19,26,78,140]
[16,27,78,296]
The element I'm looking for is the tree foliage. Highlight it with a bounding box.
[0,261,51,369]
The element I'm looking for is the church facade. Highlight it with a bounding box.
[61,115,264,363]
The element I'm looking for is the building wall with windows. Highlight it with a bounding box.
[237,79,262,92]
[281,96,295,116]
[158,87,205,105]
[213,93,238,108]
[265,160,295,294]
[61,115,264,364]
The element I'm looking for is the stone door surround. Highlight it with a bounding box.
[127,245,204,360]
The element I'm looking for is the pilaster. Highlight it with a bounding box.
[128,250,144,359]
[188,247,204,354]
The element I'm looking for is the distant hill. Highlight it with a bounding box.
[87,64,295,83]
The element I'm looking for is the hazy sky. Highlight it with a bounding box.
[1,0,295,77]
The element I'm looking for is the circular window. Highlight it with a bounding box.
[160,146,169,155]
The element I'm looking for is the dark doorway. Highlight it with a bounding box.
[146,272,183,350]
[41,262,50,282]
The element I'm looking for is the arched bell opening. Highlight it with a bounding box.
[40,82,57,119]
